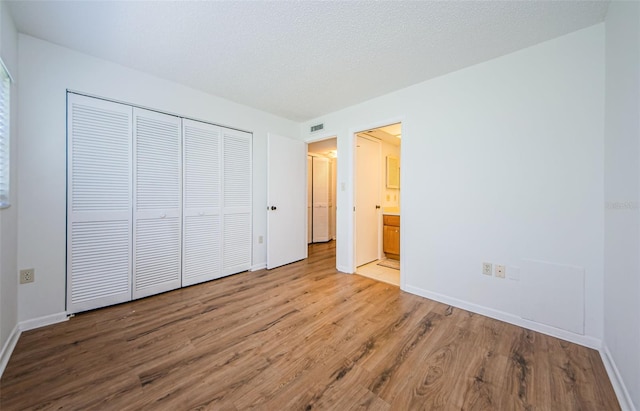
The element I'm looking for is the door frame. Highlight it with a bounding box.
[305,133,339,249]
[348,117,404,283]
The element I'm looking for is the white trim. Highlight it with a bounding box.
[1,312,70,378]
[304,130,338,145]
[0,324,20,378]
[347,116,405,275]
[250,263,266,271]
[19,312,68,332]
[601,345,637,411]
[0,57,14,83]
[404,284,602,349]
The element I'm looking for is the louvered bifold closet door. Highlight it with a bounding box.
[222,128,252,275]
[133,108,182,299]
[67,94,132,314]
[182,119,222,286]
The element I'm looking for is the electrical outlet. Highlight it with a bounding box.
[258,235,264,244]
[482,262,492,276]
[495,265,505,278]
[20,268,35,284]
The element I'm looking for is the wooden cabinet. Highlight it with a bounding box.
[383,215,400,259]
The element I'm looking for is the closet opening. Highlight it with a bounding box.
[307,138,337,245]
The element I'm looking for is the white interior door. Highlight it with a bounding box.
[307,156,312,244]
[330,159,337,240]
[356,135,381,266]
[133,108,182,299]
[267,133,307,269]
[312,156,330,242]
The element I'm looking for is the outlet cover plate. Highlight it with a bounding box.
[482,262,492,276]
[20,268,35,284]
[495,265,506,278]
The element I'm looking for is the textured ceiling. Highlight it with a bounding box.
[6,1,610,121]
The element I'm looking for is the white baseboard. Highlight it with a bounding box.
[404,285,602,349]
[0,312,69,379]
[250,263,267,271]
[0,323,21,378]
[19,312,68,332]
[601,345,637,411]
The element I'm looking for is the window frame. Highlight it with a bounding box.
[0,58,12,209]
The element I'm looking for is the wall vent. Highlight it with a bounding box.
[310,123,324,133]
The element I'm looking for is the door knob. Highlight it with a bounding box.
[270,206,277,210]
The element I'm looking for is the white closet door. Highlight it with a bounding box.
[330,158,337,240]
[67,94,132,314]
[222,128,252,275]
[182,119,222,286]
[133,108,182,299]
[312,156,330,242]
[307,156,312,244]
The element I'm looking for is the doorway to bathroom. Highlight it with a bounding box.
[354,123,401,286]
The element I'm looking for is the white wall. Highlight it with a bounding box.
[16,35,299,322]
[302,25,605,343]
[604,1,640,409]
[0,0,18,364]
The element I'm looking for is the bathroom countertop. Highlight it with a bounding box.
[382,207,400,216]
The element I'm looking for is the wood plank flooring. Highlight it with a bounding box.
[0,242,619,410]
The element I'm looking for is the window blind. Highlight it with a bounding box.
[0,62,10,208]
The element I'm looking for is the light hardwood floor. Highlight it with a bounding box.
[0,242,619,410]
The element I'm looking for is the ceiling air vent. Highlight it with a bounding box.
[310,123,324,133]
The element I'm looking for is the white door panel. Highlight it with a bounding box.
[307,156,312,244]
[267,133,307,269]
[356,136,381,266]
[312,156,330,242]
[67,94,132,314]
[182,119,223,285]
[133,108,182,299]
[222,129,252,274]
